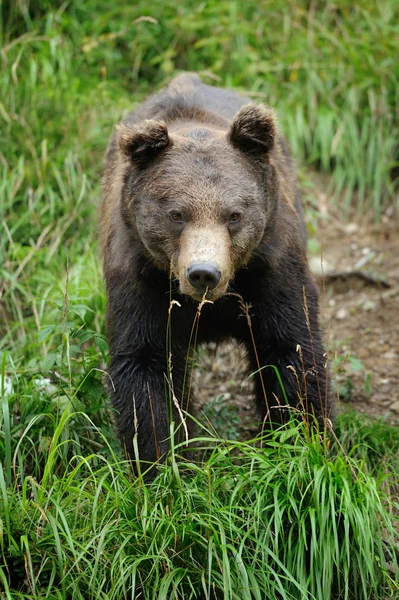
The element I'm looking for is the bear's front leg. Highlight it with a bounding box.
[105,276,190,474]
[249,341,329,427]
[108,349,180,470]
[246,278,331,427]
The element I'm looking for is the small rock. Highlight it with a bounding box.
[385,206,394,217]
[379,384,391,393]
[383,351,397,361]
[335,308,348,320]
[309,256,330,276]
[362,299,376,312]
[33,377,57,396]
[328,298,336,307]
[345,223,358,234]
[2,376,14,397]
[390,400,399,413]
[355,251,376,269]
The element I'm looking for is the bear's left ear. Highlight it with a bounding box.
[117,119,171,168]
[229,103,277,157]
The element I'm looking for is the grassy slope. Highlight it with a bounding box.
[1,1,399,598]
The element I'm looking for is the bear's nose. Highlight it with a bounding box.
[187,263,221,292]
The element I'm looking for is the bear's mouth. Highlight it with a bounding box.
[180,279,230,303]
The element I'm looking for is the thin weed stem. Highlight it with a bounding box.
[60,257,72,391]
[164,371,189,447]
[238,296,269,416]
[184,291,213,412]
[318,227,332,416]
[302,287,324,416]
[147,382,160,461]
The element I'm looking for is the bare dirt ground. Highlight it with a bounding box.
[193,192,399,434]
[317,209,399,420]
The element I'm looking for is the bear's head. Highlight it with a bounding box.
[117,104,279,302]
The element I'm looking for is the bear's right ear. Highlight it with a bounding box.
[117,120,171,168]
[229,103,277,158]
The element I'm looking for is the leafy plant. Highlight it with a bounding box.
[334,354,373,401]
[201,395,242,440]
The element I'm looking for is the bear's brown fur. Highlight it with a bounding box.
[101,73,333,472]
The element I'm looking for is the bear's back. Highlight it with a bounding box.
[125,73,249,126]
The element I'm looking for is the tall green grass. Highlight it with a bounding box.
[1,407,398,599]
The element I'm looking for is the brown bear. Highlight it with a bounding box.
[101,73,333,470]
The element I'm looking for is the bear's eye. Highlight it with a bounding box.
[229,212,241,224]
[169,211,184,224]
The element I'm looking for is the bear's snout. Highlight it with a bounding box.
[177,225,232,301]
[187,263,221,294]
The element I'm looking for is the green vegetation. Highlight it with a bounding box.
[1,414,399,599]
[1,1,398,598]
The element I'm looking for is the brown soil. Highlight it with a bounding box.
[193,196,399,433]
[317,211,399,420]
